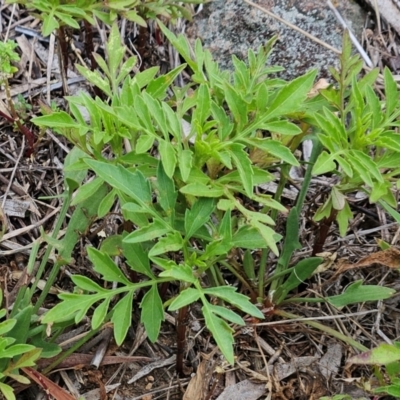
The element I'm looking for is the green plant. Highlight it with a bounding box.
[349,342,400,397]
[0,290,42,400]
[0,40,35,154]
[7,0,204,36]
[308,31,400,254]
[32,24,396,369]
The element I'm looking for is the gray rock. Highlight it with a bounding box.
[187,0,367,80]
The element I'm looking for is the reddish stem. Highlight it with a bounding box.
[176,306,188,376]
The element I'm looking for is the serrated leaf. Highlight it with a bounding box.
[112,291,134,346]
[88,247,131,285]
[140,285,164,342]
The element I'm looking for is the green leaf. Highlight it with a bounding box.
[0,320,16,336]
[185,198,215,239]
[123,220,170,243]
[180,182,224,197]
[98,188,116,218]
[168,288,200,311]
[72,275,107,293]
[42,13,59,36]
[336,201,352,237]
[122,241,153,278]
[384,67,398,118]
[75,64,111,97]
[350,150,383,183]
[245,138,299,166]
[232,226,268,249]
[327,280,395,307]
[107,23,126,80]
[112,291,134,346]
[312,151,337,175]
[259,120,302,136]
[331,186,346,210]
[193,84,211,125]
[251,220,279,256]
[349,343,400,365]
[157,161,177,216]
[88,247,131,285]
[158,139,177,179]
[92,298,110,330]
[33,111,78,128]
[140,285,164,342]
[71,177,105,206]
[207,304,245,325]
[277,257,322,303]
[229,143,253,197]
[84,159,152,206]
[264,70,317,120]
[136,134,155,154]
[202,304,234,364]
[203,286,264,318]
[1,344,36,359]
[179,149,193,182]
[158,263,196,283]
[0,382,15,400]
[223,81,248,129]
[148,232,183,257]
[146,64,186,100]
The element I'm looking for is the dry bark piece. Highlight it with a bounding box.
[183,359,207,400]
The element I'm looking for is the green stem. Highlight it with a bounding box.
[275,309,367,352]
